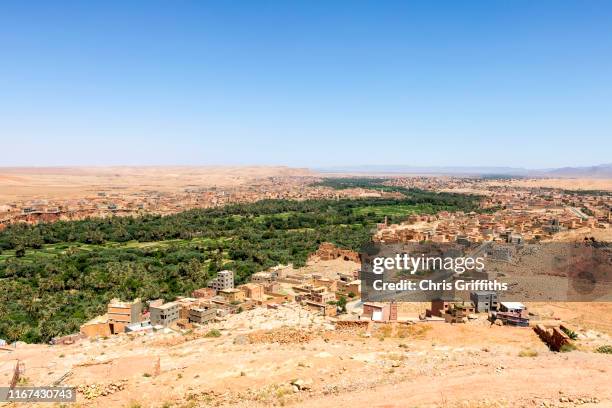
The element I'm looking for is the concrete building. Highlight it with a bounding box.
[107,298,142,334]
[470,291,499,313]
[188,305,216,324]
[150,302,180,327]
[208,270,234,291]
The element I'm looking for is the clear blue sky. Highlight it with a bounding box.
[1,1,611,168]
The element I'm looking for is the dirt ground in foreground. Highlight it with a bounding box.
[1,302,611,408]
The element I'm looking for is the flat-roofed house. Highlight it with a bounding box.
[107,298,142,334]
[238,283,264,301]
[80,314,111,338]
[150,302,180,327]
[470,291,499,313]
[362,302,398,321]
[188,305,217,324]
[219,288,245,303]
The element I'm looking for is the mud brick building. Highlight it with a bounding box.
[107,298,142,334]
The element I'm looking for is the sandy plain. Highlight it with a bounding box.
[0,166,313,204]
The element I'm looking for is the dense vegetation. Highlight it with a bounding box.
[0,182,480,343]
[314,177,483,207]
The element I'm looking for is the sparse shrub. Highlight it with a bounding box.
[595,345,612,354]
[337,296,347,313]
[518,349,538,357]
[560,343,577,352]
[376,324,393,339]
[142,372,151,377]
[561,326,579,340]
[205,329,221,338]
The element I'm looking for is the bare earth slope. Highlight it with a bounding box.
[1,302,611,408]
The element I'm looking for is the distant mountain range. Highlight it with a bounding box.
[542,164,612,178]
[316,164,612,178]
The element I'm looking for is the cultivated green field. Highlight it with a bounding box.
[353,203,441,217]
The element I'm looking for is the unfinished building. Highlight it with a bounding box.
[470,291,498,313]
[188,305,217,324]
[150,302,180,327]
[208,270,234,291]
